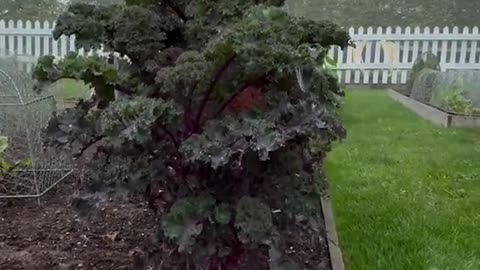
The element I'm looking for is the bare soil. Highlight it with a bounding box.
[0,178,333,270]
[0,179,158,270]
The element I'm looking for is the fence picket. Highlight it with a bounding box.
[16,21,24,55]
[344,27,354,84]
[412,27,421,60]
[459,27,469,65]
[421,27,430,54]
[450,26,459,64]
[60,35,68,57]
[25,21,33,72]
[43,21,50,57]
[34,21,41,57]
[16,21,24,70]
[431,27,440,56]
[400,27,411,84]
[372,27,382,84]
[389,26,402,84]
[337,46,344,82]
[7,20,15,56]
[470,27,479,63]
[440,27,449,69]
[363,27,374,84]
[353,27,364,84]
[0,21,5,57]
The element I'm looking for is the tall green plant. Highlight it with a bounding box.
[34,1,350,268]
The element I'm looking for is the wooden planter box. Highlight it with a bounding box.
[388,89,480,128]
[321,192,345,270]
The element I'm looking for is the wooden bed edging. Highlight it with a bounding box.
[387,89,480,128]
[321,193,345,270]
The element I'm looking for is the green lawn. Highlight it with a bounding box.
[47,79,90,109]
[48,79,90,100]
[325,90,480,270]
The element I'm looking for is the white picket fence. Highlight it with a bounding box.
[0,20,76,72]
[330,26,480,85]
[1,20,480,85]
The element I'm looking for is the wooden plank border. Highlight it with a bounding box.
[387,89,480,128]
[321,192,345,270]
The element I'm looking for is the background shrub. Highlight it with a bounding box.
[407,52,441,96]
[410,68,441,103]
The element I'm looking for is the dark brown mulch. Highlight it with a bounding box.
[0,179,158,270]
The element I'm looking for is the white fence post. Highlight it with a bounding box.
[353,26,364,84]
[336,45,344,82]
[43,21,50,56]
[421,27,430,55]
[33,21,42,58]
[399,26,411,84]
[390,26,402,84]
[372,26,382,84]
[459,26,469,65]
[470,27,479,64]
[344,27,355,84]
[450,26,459,64]
[52,22,59,58]
[432,27,440,57]
[362,27,373,84]
[7,20,15,56]
[0,21,5,57]
[25,20,33,72]
[440,27,449,70]
[412,26,421,63]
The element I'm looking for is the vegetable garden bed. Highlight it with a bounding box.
[388,89,480,128]
[0,178,344,270]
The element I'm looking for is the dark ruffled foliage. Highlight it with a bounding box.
[34,1,351,269]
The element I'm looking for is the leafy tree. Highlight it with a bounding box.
[0,0,63,21]
[286,0,480,27]
[34,0,350,269]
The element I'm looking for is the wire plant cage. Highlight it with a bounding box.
[0,60,73,199]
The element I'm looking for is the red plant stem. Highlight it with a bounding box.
[158,125,179,149]
[183,82,198,138]
[213,72,273,119]
[72,136,105,159]
[194,54,237,131]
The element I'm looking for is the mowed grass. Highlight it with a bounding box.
[48,79,90,100]
[47,79,90,109]
[325,90,480,270]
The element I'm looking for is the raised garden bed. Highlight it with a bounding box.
[387,89,480,128]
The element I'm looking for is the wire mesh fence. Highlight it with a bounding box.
[0,60,73,199]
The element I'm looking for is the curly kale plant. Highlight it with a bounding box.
[34,1,351,269]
